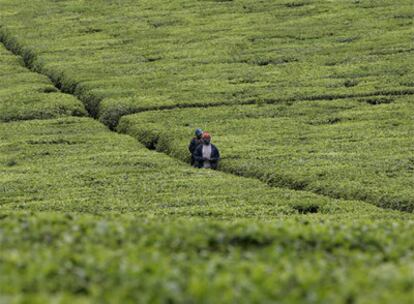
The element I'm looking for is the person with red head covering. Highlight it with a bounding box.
[193,132,220,169]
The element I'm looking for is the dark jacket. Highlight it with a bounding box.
[189,137,203,165]
[193,144,220,169]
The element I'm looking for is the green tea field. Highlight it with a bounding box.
[0,0,413,303]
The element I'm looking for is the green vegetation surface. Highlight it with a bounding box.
[0,44,86,121]
[1,0,413,302]
[2,212,414,303]
[2,117,368,217]
[0,0,413,127]
[2,118,413,302]
[119,96,414,211]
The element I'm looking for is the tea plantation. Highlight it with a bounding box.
[0,0,413,127]
[0,0,413,303]
[119,96,414,212]
[0,44,85,121]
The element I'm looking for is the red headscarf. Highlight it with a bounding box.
[202,132,211,140]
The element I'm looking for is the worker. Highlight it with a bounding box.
[188,128,203,165]
[193,132,220,169]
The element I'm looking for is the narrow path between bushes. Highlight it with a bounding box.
[0,30,411,213]
[116,125,414,213]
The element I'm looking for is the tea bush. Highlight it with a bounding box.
[1,212,414,303]
[1,0,414,301]
[0,0,413,127]
[1,117,382,217]
[0,44,86,121]
[119,96,414,212]
[2,117,413,302]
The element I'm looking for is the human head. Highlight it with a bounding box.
[202,132,211,145]
[195,128,203,139]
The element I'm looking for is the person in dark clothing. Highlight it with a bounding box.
[193,132,220,169]
[189,128,203,165]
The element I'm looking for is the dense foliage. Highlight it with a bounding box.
[0,44,85,121]
[3,117,412,303]
[119,97,414,211]
[0,0,413,127]
[2,212,414,303]
[2,117,370,217]
[0,0,413,302]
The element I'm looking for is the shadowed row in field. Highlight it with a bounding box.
[1,117,382,216]
[118,96,414,212]
[1,118,414,303]
[2,86,412,300]
[0,0,413,127]
[0,1,414,301]
[0,44,85,122]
